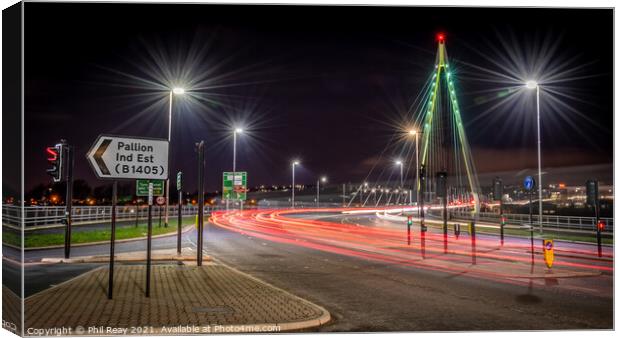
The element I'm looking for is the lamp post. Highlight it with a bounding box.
[526,80,543,234]
[291,161,299,208]
[165,87,184,228]
[395,160,404,206]
[229,127,243,210]
[317,176,327,208]
[395,160,404,188]
[409,129,419,206]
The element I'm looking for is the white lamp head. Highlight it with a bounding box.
[172,87,185,95]
[235,128,243,134]
[525,80,538,89]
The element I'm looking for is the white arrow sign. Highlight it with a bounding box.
[87,135,169,180]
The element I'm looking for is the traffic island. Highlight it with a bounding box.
[24,264,330,335]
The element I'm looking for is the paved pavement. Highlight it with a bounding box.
[2,286,21,335]
[24,264,329,335]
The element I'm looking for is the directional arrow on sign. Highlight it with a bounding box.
[93,138,112,175]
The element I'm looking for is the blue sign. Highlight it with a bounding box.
[523,176,535,191]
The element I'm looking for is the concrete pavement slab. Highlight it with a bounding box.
[24,264,330,334]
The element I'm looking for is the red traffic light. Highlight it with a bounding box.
[437,33,445,42]
[46,147,58,161]
[597,220,605,231]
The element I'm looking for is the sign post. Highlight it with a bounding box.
[177,171,183,255]
[146,182,153,297]
[524,175,536,264]
[62,140,74,259]
[86,134,168,300]
[586,179,602,257]
[436,171,448,253]
[196,141,205,266]
[108,181,118,300]
[494,177,504,245]
[419,165,427,233]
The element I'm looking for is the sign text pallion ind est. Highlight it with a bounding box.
[117,141,154,152]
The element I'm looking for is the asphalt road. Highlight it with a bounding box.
[5,210,613,331]
[201,212,613,331]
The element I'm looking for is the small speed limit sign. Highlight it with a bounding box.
[156,196,166,205]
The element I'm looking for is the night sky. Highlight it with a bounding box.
[23,3,613,193]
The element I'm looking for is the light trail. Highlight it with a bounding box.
[211,208,612,291]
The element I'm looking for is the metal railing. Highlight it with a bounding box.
[447,209,613,233]
[3,204,613,233]
[2,204,222,228]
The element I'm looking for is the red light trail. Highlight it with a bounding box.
[211,208,612,291]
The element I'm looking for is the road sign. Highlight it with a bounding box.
[176,171,183,191]
[136,180,164,196]
[223,172,247,201]
[543,239,554,268]
[86,135,168,180]
[156,196,166,205]
[523,176,535,191]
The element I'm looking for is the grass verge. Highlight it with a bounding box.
[3,216,197,248]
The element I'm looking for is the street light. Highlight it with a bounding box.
[229,127,244,210]
[317,176,327,208]
[165,87,185,228]
[395,160,404,188]
[291,160,300,208]
[408,128,420,206]
[525,80,543,234]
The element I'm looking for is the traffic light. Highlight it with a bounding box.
[407,216,413,226]
[501,216,507,226]
[597,220,605,232]
[46,144,63,182]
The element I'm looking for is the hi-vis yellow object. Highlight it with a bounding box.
[543,239,554,268]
